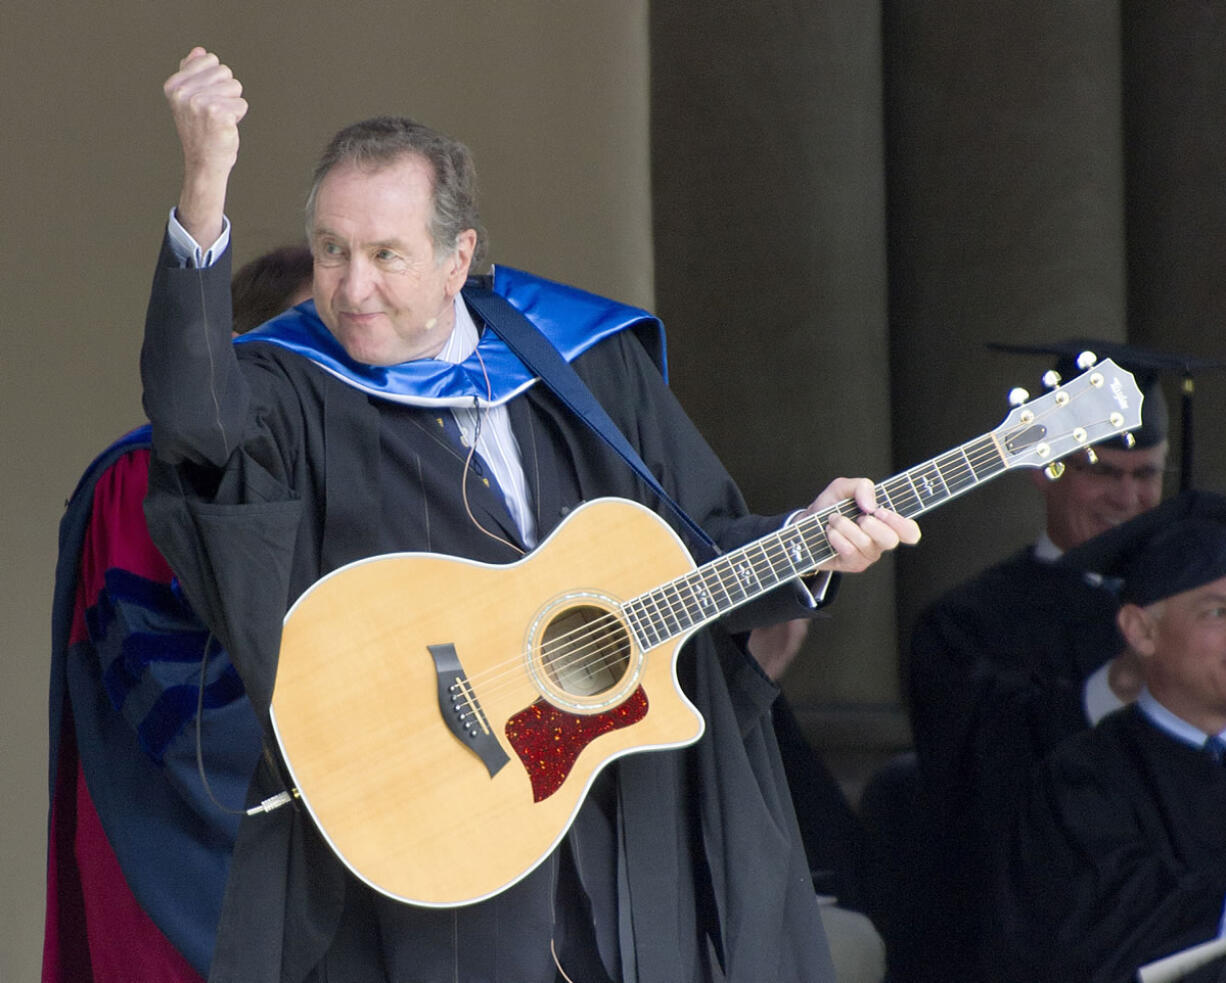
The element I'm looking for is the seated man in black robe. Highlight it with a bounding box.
[139,48,920,983]
[996,490,1226,983]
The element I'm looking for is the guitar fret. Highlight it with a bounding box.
[713,555,748,607]
[954,446,977,488]
[781,527,817,573]
[732,553,763,597]
[965,435,1005,482]
[655,583,685,637]
[879,437,1009,521]
[798,516,835,569]
[687,571,717,627]
[703,563,735,612]
[761,531,800,579]
[643,590,673,642]
[882,476,922,517]
[647,585,676,632]
[620,598,643,649]
[748,540,784,590]
[683,570,718,622]
[771,533,802,578]
[936,449,977,497]
[907,462,950,510]
[671,580,699,628]
[626,596,661,650]
[668,578,693,632]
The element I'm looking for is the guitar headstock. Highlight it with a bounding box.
[993,356,1144,472]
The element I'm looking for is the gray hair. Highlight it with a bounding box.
[305,116,488,269]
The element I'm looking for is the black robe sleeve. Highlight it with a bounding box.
[995,708,1226,983]
[141,235,309,723]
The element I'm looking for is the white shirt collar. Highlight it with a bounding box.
[1033,530,1063,563]
[435,294,479,364]
[1137,688,1226,749]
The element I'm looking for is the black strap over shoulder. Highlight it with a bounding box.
[462,281,718,562]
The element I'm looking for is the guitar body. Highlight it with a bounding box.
[270,497,706,907]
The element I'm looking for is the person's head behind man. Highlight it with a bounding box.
[1072,492,1226,734]
[231,243,314,335]
[1034,442,1168,552]
[304,117,488,366]
[1027,346,1171,552]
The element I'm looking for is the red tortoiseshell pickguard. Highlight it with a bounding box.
[504,687,649,802]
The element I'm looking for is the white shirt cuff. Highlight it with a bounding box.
[783,510,832,606]
[167,208,231,268]
[801,569,833,606]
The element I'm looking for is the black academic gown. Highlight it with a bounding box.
[140,236,835,983]
[997,704,1226,983]
[905,546,1124,978]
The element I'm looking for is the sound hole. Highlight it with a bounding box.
[540,604,631,697]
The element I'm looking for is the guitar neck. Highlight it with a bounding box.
[622,432,1007,650]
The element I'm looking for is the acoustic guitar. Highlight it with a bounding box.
[270,356,1142,907]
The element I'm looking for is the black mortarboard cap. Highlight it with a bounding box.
[989,338,1223,490]
[1061,489,1226,606]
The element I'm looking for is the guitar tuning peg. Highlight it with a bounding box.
[1076,350,1098,370]
[1008,387,1030,407]
[1044,461,1066,481]
[1084,447,1098,465]
[1042,369,1062,389]
[1122,432,1136,449]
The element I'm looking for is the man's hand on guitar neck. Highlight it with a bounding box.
[798,476,921,574]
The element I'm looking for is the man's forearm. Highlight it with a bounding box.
[141,234,246,467]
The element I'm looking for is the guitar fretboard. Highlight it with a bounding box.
[622,434,1006,650]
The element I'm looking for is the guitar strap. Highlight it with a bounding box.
[462,283,720,563]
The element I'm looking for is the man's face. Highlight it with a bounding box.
[310,155,475,366]
[1129,575,1226,732]
[1039,442,1168,551]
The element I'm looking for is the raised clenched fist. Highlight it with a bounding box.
[163,48,247,246]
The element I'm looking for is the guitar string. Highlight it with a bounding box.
[454,425,1063,708]
[444,499,879,713]
[453,462,926,701]
[447,453,976,709]
[450,383,1112,709]
[455,420,1007,696]
[449,383,1115,708]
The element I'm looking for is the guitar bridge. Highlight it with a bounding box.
[428,643,509,778]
